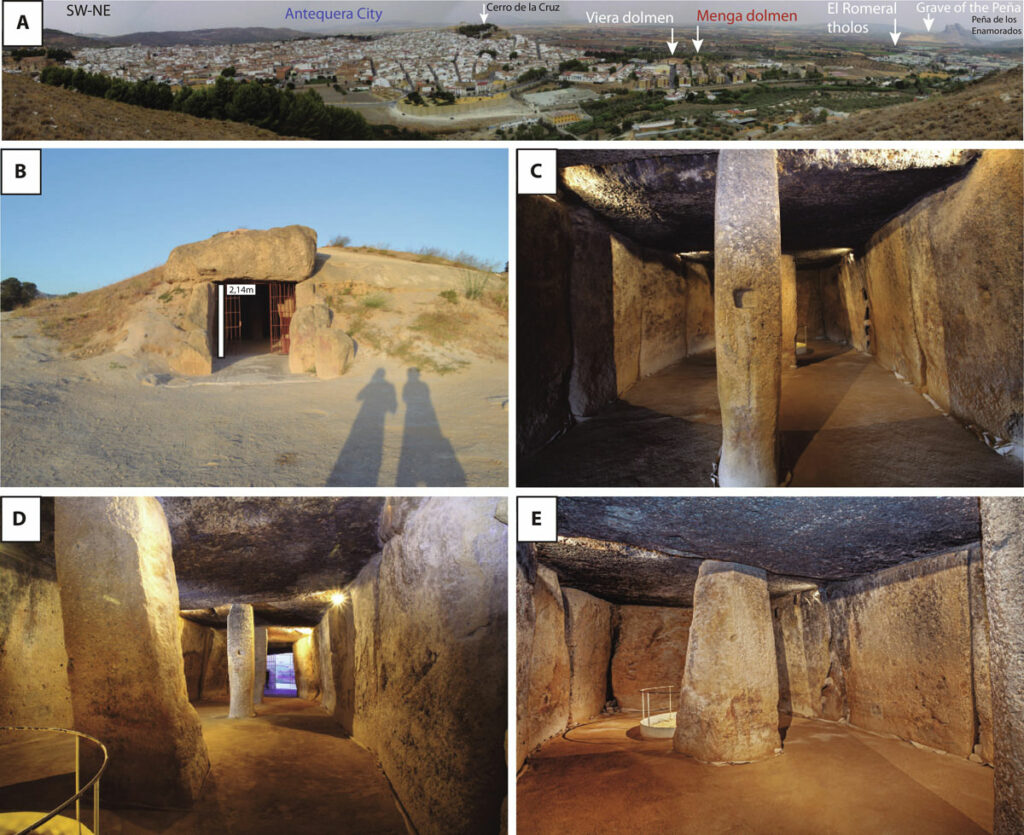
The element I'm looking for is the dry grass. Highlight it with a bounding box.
[2,72,288,140]
[781,68,1022,140]
[344,245,500,274]
[12,267,165,356]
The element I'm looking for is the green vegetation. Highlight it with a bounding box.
[456,23,498,38]
[462,270,490,301]
[329,234,351,247]
[559,59,589,73]
[37,67,429,141]
[359,293,391,310]
[10,47,72,62]
[439,290,459,305]
[516,67,547,84]
[1,277,38,311]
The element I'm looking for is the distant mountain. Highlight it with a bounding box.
[905,23,981,46]
[41,26,324,48]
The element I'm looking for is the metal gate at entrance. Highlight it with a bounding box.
[221,281,295,355]
[270,281,296,355]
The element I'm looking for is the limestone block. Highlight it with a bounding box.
[294,278,317,309]
[569,208,616,414]
[363,498,507,834]
[293,633,321,700]
[674,560,780,764]
[201,630,229,702]
[227,604,255,719]
[288,303,332,375]
[772,589,842,720]
[640,250,689,378]
[980,498,1024,835]
[563,588,613,724]
[685,261,715,355]
[827,550,974,756]
[610,233,644,395]
[523,565,571,756]
[516,195,575,458]
[967,549,994,764]
[515,548,537,771]
[179,618,212,703]
[54,497,209,808]
[713,149,783,487]
[0,558,72,727]
[253,627,267,705]
[350,552,382,745]
[165,225,317,283]
[314,327,355,379]
[780,255,797,369]
[318,602,355,733]
[611,605,691,711]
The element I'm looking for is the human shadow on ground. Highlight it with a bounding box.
[396,368,467,487]
[328,368,397,486]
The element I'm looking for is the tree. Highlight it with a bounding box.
[221,66,236,77]
[1,278,38,311]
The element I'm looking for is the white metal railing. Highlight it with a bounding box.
[0,726,107,835]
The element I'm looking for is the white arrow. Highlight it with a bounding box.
[890,17,902,45]
[923,13,935,31]
[692,24,704,53]
[480,3,488,24]
[667,27,678,55]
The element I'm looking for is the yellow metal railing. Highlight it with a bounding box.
[0,726,108,835]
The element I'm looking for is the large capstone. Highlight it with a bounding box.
[54,497,210,807]
[227,603,255,719]
[713,149,783,487]
[673,560,781,764]
[164,225,317,283]
[981,497,1024,835]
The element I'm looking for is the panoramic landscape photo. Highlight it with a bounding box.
[2,0,1020,140]
[0,148,509,487]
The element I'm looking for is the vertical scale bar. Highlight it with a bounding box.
[75,735,81,834]
[94,779,100,834]
[218,284,225,358]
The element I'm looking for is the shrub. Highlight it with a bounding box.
[329,234,351,247]
[462,270,490,301]
[439,290,459,305]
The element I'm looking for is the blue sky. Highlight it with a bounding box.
[1,149,508,294]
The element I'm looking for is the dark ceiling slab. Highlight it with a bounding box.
[160,497,384,615]
[556,497,980,580]
[537,537,816,606]
[556,149,976,253]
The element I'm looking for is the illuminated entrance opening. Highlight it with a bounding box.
[265,650,297,697]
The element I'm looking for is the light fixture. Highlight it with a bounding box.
[330,591,346,607]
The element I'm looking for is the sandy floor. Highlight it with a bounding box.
[1,314,507,487]
[520,341,1022,487]
[0,698,407,834]
[518,714,994,834]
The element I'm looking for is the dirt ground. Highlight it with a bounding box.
[518,714,994,834]
[0,698,407,834]
[520,341,1022,487]
[1,313,507,487]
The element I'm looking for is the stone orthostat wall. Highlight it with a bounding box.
[180,618,214,703]
[858,150,1023,450]
[610,605,691,711]
[563,588,613,725]
[318,498,507,835]
[0,553,73,727]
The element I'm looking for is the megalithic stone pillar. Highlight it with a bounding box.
[980,498,1024,835]
[227,603,255,719]
[780,254,797,370]
[54,498,210,808]
[714,149,783,486]
[674,560,781,764]
[253,626,268,706]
